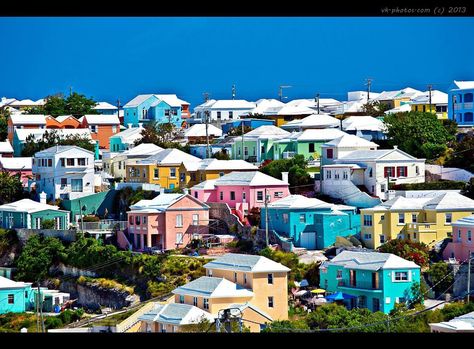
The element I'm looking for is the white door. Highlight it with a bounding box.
[300,232,317,250]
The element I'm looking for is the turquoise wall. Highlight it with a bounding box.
[61,190,118,221]
[0,210,68,229]
[124,96,182,128]
[0,285,33,314]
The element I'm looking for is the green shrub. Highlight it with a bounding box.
[44,316,63,329]
[40,219,56,229]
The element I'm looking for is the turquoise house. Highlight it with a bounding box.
[261,195,360,250]
[319,250,421,314]
[0,199,70,230]
[0,276,34,314]
[123,94,187,128]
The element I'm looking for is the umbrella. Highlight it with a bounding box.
[294,290,309,297]
[299,279,309,287]
[326,292,357,301]
[311,289,326,294]
[311,297,327,305]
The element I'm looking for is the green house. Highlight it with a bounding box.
[0,199,70,230]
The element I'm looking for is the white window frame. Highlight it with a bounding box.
[176,214,183,228]
[392,271,411,282]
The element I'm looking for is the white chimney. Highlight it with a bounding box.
[393,145,398,149]
[39,191,47,204]
[127,123,132,129]
[159,187,165,195]
[138,123,143,128]
[183,188,189,195]
[282,172,289,184]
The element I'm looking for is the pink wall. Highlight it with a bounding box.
[127,195,209,251]
[443,225,474,262]
[1,169,32,187]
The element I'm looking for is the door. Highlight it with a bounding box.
[300,232,316,250]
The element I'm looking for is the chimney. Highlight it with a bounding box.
[393,145,398,149]
[183,188,189,195]
[281,172,289,184]
[159,187,165,195]
[127,123,132,129]
[39,191,47,204]
[138,123,143,128]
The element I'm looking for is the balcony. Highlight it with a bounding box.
[405,222,437,233]
[337,279,382,291]
[465,102,474,110]
[72,220,128,231]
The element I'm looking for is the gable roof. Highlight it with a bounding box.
[184,124,223,138]
[123,94,156,108]
[93,101,117,110]
[243,125,290,139]
[10,114,47,125]
[154,94,190,107]
[0,198,61,214]
[130,193,208,213]
[138,148,201,165]
[35,145,94,156]
[322,134,379,148]
[342,116,386,132]
[0,157,32,170]
[452,81,474,90]
[109,126,144,143]
[82,114,120,125]
[280,114,340,130]
[210,171,288,187]
[267,194,335,210]
[138,303,214,325]
[327,250,420,271]
[0,276,30,289]
[55,115,79,123]
[172,276,254,298]
[203,253,290,273]
[122,143,163,157]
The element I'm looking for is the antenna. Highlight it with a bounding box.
[232,84,236,100]
[279,85,292,102]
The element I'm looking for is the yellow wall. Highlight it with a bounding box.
[127,164,181,189]
[411,104,448,120]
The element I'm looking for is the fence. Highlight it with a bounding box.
[115,182,162,191]
[72,220,128,231]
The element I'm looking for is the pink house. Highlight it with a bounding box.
[443,215,474,262]
[0,157,32,187]
[127,193,209,251]
[190,171,290,220]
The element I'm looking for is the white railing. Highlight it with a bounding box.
[464,102,473,109]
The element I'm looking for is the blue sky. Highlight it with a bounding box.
[1,17,474,107]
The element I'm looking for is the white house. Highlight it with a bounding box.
[193,100,256,122]
[184,124,223,139]
[32,145,95,201]
[280,113,340,131]
[341,115,387,141]
[430,311,474,333]
[321,138,425,202]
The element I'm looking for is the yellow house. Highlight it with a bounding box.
[360,192,474,249]
[126,148,201,190]
[179,158,258,189]
[410,90,449,120]
[375,87,424,110]
[135,253,290,333]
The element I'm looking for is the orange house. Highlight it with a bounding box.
[55,115,81,129]
[80,114,120,150]
[7,114,46,143]
[45,116,63,129]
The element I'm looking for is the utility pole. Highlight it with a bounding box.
[69,86,73,97]
[428,84,433,113]
[468,250,472,303]
[116,98,121,118]
[315,93,320,114]
[241,119,245,160]
[203,92,210,103]
[205,111,210,158]
[232,84,236,100]
[265,188,269,246]
[366,78,372,102]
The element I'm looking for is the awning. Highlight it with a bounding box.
[326,292,357,301]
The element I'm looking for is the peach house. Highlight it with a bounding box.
[7,114,47,143]
[190,171,290,221]
[127,193,210,251]
[80,114,120,150]
[443,215,474,262]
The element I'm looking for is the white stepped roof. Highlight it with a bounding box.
[193,158,258,171]
[277,104,315,116]
[0,198,61,214]
[211,171,288,187]
[342,116,386,132]
[184,124,222,138]
[55,115,79,123]
[0,157,32,170]
[323,134,379,148]
[122,143,163,157]
[385,104,412,114]
[109,126,144,143]
[0,276,30,289]
[453,214,474,227]
[83,114,120,125]
[328,250,420,271]
[267,194,335,210]
[93,101,117,110]
[138,148,201,165]
[173,276,254,298]
[452,80,474,90]
[0,140,14,153]
[243,125,290,139]
[204,253,290,273]
[10,114,47,125]
[423,192,474,210]
[410,90,448,105]
[281,113,340,130]
[154,94,189,107]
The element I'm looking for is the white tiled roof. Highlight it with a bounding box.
[109,126,144,143]
[83,114,120,125]
[123,94,155,108]
[375,87,424,101]
[423,192,474,210]
[138,303,214,325]
[193,159,258,171]
[9,99,38,107]
[342,116,386,132]
[328,250,420,271]
[93,102,117,110]
[14,128,92,141]
[191,179,217,190]
[277,104,315,116]
[280,114,340,130]
[172,276,254,298]
[184,124,223,138]
[122,143,163,157]
[130,193,196,212]
[154,94,190,107]
[0,140,14,153]
[204,253,290,273]
[138,148,201,165]
[385,104,412,114]
[0,276,30,289]
[0,157,32,170]
[430,311,474,331]
[267,194,334,210]
[35,145,94,156]
[0,198,60,214]
[410,90,448,105]
[242,125,290,139]
[210,171,288,187]
[322,134,379,148]
[10,114,47,125]
[55,115,79,123]
[452,81,474,90]
[452,214,474,227]
[336,148,419,162]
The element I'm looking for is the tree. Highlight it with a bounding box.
[377,239,430,267]
[15,235,66,281]
[362,101,389,117]
[0,172,25,205]
[212,149,230,160]
[26,92,99,117]
[462,178,474,199]
[406,281,428,308]
[40,219,55,229]
[0,106,10,141]
[259,155,312,194]
[383,111,456,160]
[227,125,252,136]
[445,133,474,172]
[427,262,454,295]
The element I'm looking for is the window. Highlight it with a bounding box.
[60,178,67,187]
[394,271,409,281]
[336,270,342,279]
[398,213,405,224]
[363,215,373,227]
[192,214,199,225]
[154,168,159,178]
[397,166,407,177]
[112,126,117,133]
[194,192,198,199]
[217,111,221,119]
[343,171,348,180]
[164,109,170,117]
[208,269,213,277]
[445,213,452,224]
[47,159,52,167]
[8,294,14,304]
[299,214,306,223]
[230,191,236,200]
[380,235,385,244]
[283,213,289,224]
[326,148,333,159]
[142,216,147,224]
[176,233,183,245]
[242,192,246,201]
[261,146,265,155]
[465,112,474,122]
[129,215,134,225]
[326,170,331,179]
[193,297,198,306]
[203,298,209,310]
[71,179,83,192]
[135,216,141,225]
[413,232,417,239]
[373,298,380,312]
[412,214,417,223]
[176,214,183,227]
[309,143,315,153]
[274,191,283,198]
[78,158,86,166]
[364,233,372,240]
[369,167,373,177]
[244,273,247,284]
[66,158,75,166]
[244,147,248,156]
[458,229,462,241]
[384,167,395,178]
[256,191,263,201]
[468,230,472,242]
[170,168,176,177]
[234,272,238,282]
[90,125,97,133]
[219,192,224,200]
[268,296,274,308]
[229,111,233,119]
[267,273,273,284]
[416,166,420,175]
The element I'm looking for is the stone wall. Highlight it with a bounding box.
[207,202,252,236]
[452,263,474,299]
[16,228,76,245]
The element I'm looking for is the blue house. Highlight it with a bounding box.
[448,80,474,127]
[0,276,34,314]
[221,119,275,134]
[261,195,360,250]
[123,94,189,128]
[319,250,421,314]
